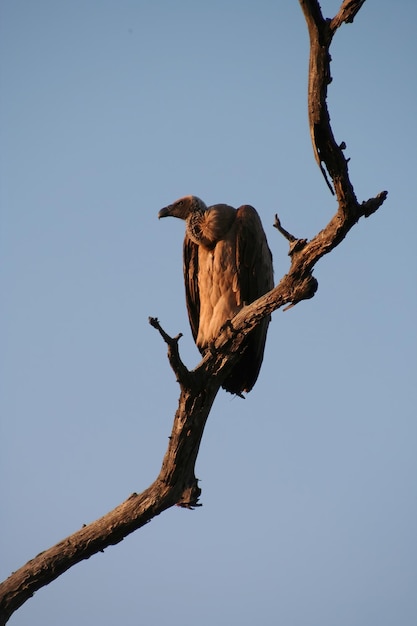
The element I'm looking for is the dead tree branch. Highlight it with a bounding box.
[0,2,387,623]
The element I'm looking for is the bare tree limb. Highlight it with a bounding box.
[0,2,387,623]
[299,0,370,199]
[330,0,367,30]
[148,317,192,386]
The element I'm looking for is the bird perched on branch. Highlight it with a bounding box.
[158,195,274,395]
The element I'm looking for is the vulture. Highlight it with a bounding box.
[158,196,274,395]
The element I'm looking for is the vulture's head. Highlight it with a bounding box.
[158,195,207,221]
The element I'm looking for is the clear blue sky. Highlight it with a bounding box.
[1,2,416,625]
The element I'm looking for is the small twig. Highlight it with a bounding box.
[361,190,388,218]
[274,214,308,256]
[148,317,191,387]
[330,0,367,31]
[273,214,296,241]
[148,316,182,344]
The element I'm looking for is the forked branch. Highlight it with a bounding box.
[0,2,387,623]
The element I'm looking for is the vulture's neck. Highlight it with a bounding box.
[187,205,236,249]
[187,207,208,247]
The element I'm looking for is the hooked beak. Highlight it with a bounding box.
[158,206,171,219]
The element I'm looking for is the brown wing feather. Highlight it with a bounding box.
[222,205,274,394]
[183,234,200,344]
[235,205,274,304]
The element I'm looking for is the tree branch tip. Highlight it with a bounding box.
[273,214,296,242]
[273,213,283,229]
[329,0,367,31]
[148,316,160,329]
[177,502,203,510]
[362,190,388,218]
[148,316,182,347]
[273,215,309,255]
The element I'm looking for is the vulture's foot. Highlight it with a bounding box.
[219,319,235,336]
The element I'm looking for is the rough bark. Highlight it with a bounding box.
[0,1,387,623]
